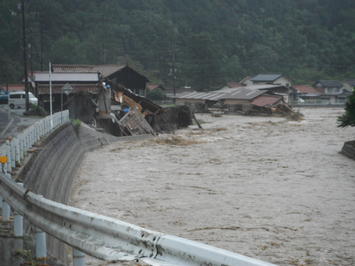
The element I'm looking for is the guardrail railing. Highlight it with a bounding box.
[0,110,69,174]
[0,173,274,266]
[0,109,275,266]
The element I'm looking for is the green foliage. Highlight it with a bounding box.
[71,119,81,135]
[146,88,166,101]
[0,0,354,89]
[338,88,355,127]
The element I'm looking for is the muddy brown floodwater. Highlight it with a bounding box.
[71,107,355,266]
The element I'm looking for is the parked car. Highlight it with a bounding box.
[8,91,38,109]
[0,89,9,104]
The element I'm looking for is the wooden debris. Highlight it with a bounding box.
[118,109,156,136]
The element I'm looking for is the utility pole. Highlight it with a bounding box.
[39,12,44,71]
[21,0,29,111]
[49,62,53,128]
[171,40,177,104]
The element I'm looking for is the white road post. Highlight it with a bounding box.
[35,229,47,259]
[14,183,24,237]
[73,249,85,266]
[49,61,53,129]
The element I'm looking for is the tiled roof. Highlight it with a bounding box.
[250,74,282,82]
[315,80,343,88]
[293,85,321,95]
[251,95,282,107]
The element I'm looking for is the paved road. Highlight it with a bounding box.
[0,105,40,144]
[0,107,12,142]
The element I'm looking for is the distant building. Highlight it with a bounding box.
[53,64,149,95]
[174,84,288,113]
[31,71,100,112]
[314,80,343,95]
[313,80,352,105]
[30,64,149,112]
[0,84,25,92]
[242,74,292,87]
[292,85,322,104]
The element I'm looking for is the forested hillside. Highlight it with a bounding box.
[1,0,354,90]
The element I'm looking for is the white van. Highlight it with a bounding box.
[8,91,38,109]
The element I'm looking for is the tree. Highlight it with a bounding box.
[184,32,222,91]
[146,88,166,101]
[338,88,355,127]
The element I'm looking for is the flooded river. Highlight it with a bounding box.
[71,107,355,266]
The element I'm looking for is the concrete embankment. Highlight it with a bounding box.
[17,122,117,264]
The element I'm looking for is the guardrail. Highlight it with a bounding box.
[0,173,274,266]
[0,110,70,174]
[0,110,275,266]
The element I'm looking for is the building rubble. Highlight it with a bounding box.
[71,80,193,137]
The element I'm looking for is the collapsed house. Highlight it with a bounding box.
[175,84,293,116]
[29,64,192,136]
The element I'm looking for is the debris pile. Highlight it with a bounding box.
[153,135,202,146]
[66,80,193,137]
[150,105,193,133]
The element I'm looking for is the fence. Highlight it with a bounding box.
[0,110,70,174]
[0,110,274,266]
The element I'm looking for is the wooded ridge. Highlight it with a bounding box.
[0,0,354,90]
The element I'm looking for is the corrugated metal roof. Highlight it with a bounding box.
[223,87,265,100]
[250,74,282,82]
[34,72,99,82]
[37,84,99,95]
[53,64,126,78]
[175,85,284,101]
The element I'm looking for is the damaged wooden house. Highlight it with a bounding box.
[174,84,292,116]
[29,64,192,136]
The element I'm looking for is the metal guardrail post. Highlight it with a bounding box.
[10,141,16,169]
[14,183,24,237]
[2,173,12,221]
[6,140,11,173]
[35,229,47,259]
[15,138,20,165]
[1,199,10,221]
[73,249,85,266]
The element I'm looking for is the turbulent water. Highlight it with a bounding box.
[71,107,355,266]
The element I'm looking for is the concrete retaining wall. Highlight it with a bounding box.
[18,123,116,264]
